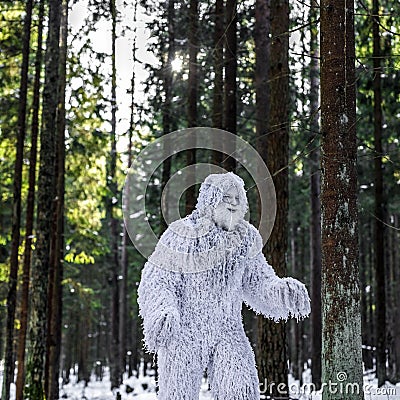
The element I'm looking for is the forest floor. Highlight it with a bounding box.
[59,366,400,400]
[1,366,399,399]
[59,367,400,400]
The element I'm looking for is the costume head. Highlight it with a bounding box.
[189,172,249,231]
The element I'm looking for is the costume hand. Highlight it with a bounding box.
[283,278,311,317]
[154,307,181,348]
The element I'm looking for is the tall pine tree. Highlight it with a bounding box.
[320,1,364,399]
[2,1,33,398]
[257,0,290,396]
[25,0,62,398]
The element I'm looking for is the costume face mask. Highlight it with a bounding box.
[212,185,245,231]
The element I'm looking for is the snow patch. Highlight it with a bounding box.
[340,113,349,125]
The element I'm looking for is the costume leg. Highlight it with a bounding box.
[207,333,260,400]
[156,339,204,400]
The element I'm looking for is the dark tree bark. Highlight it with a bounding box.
[254,1,270,385]
[185,0,198,215]
[62,309,73,385]
[109,0,121,389]
[45,1,68,398]
[211,0,224,165]
[360,219,373,370]
[320,1,364,399]
[160,0,175,231]
[15,1,45,399]
[386,213,398,383]
[254,0,269,152]
[2,1,33,399]
[372,0,386,387]
[129,296,139,377]
[223,0,237,172]
[309,0,322,389]
[77,313,90,385]
[120,1,138,376]
[256,0,290,397]
[390,214,400,381]
[288,223,305,383]
[289,225,299,380]
[24,0,62,398]
[134,311,142,375]
[298,230,306,383]
[368,219,375,369]
[119,146,129,374]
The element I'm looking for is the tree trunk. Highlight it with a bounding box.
[391,214,400,381]
[386,214,396,384]
[24,0,62,398]
[256,0,290,397]
[309,0,322,389]
[254,0,269,157]
[223,0,237,172]
[45,1,68,398]
[254,2,270,386]
[119,142,129,376]
[160,0,175,231]
[130,296,139,377]
[15,1,45,399]
[77,314,90,385]
[369,218,376,370]
[2,1,33,398]
[289,224,299,380]
[62,310,73,385]
[185,0,198,215]
[134,313,143,375]
[120,1,138,376]
[119,159,129,376]
[320,1,364,399]
[109,0,121,390]
[298,229,306,383]
[212,0,224,165]
[360,218,373,370]
[372,0,386,387]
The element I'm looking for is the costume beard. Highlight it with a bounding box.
[212,201,246,231]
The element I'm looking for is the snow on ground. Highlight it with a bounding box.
[59,365,400,400]
[288,367,400,400]
[1,362,399,399]
[59,366,212,400]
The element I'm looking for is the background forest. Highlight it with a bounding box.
[0,0,399,399]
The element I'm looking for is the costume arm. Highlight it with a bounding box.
[242,229,311,322]
[137,261,181,352]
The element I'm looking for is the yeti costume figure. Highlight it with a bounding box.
[137,172,311,400]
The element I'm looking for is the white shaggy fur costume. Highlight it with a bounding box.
[137,172,311,400]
